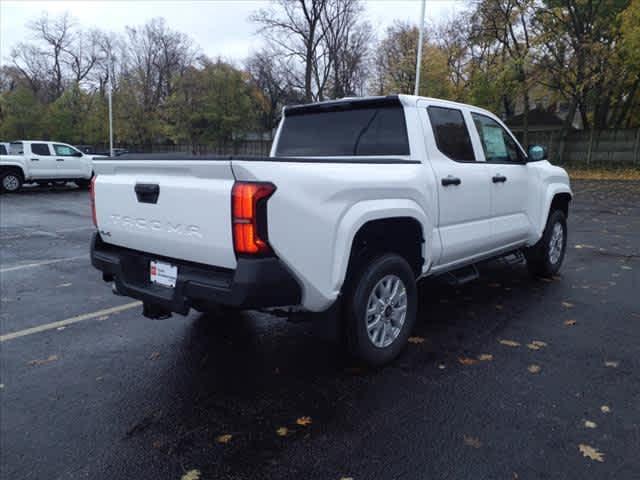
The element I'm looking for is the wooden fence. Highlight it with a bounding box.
[94,128,640,165]
[514,128,640,164]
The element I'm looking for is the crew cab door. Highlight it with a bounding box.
[53,144,87,178]
[469,112,531,247]
[24,142,58,179]
[418,102,493,267]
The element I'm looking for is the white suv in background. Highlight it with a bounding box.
[0,140,103,193]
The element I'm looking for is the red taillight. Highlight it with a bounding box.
[90,176,97,227]
[231,181,276,255]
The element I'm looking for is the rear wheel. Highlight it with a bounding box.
[1,170,23,193]
[343,253,417,367]
[525,209,567,278]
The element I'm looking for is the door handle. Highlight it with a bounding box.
[30,158,39,161]
[492,175,507,183]
[56,158,65,162]
[441,176,461,186]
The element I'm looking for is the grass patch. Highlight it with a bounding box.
[561,162,640,180]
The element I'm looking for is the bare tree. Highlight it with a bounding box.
[322,0,372,98]
[252,0,329,101]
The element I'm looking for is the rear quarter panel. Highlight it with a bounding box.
[231,160,435,311]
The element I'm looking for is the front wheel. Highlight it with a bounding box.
[75,179,91,189]
[343,253,417,367]
[525,210,568,278]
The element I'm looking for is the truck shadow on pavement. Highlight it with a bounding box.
[130,260,552,477]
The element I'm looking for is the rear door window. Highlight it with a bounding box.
[0,145,6,155]
[427,106,476,162]
[31,143,51,156]
[276,104,410,157]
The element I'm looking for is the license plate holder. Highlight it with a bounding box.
[150,260,177,288]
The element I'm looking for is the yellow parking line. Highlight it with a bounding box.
[0,301,141,342]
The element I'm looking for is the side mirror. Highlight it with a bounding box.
[527,144,547,162]
[74,151,84,157]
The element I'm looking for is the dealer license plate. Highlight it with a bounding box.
[150,260,177,288]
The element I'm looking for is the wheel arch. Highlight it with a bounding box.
[535,184,572,239]
[331,199,432,297]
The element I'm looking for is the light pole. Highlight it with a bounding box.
[108,54,114,157]
[414,0,426,96]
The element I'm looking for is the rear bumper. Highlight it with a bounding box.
[90,233,301,314]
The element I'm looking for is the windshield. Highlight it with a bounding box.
[276,103,410,157]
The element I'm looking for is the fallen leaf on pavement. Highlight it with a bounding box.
[499,339,520,347]
[463,435,482,448]
[148,352,160,360]
[216,434,232,444]
[477,354,493,361]
[276,427,289,437]
[562,301,575,308]
[181,470,201,480]
[604,360,619,368]
[57,282,72,288]
[584,420,597,429]
[527,340,548,350]
[564,319,577,326]
[296,416,312,426]
[621,265,632,270]
[528,364,541,374]
[28,355,58,367]
[458,357,478,366]
[579,444,604,462]
[408,336,425,344]
[600,405,611,413]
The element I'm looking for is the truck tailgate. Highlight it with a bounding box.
[93,159,237,269]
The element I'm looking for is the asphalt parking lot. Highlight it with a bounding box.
[1,180,639,479]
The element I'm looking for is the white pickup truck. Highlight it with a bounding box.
[90,95,572,366]
[0,140,100,193]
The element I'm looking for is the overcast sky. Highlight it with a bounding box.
[0,0,466,65]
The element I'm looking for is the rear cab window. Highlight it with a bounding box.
[31,143,51,156]
[276,97,410,157]
[427,106,476,162]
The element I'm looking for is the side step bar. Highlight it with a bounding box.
[445,264,480,286]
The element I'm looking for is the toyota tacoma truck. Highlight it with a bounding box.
[1,140,102,193]
[90,95,572,366]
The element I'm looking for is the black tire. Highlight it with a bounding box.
[75,179,91,189]
[1,169,23,193]
[525,210,568,278]
[343,253,417,367]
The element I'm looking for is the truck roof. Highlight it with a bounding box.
[283,94,496,118]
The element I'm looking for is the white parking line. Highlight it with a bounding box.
[0,225,94,241]
[0,301,141,342]
[0,255,88,273]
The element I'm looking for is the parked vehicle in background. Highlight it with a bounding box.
[75,145,110,156]
[1,140,105,193]
[0,142,9,155]
[111,148,130,156]
[90,95,572,366]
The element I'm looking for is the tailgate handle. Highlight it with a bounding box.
[135,183,160,204]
